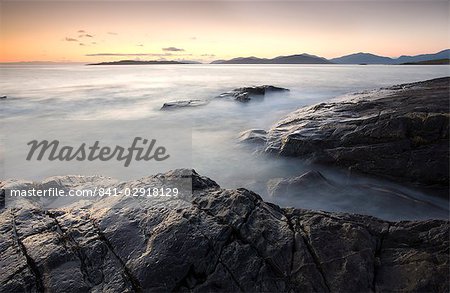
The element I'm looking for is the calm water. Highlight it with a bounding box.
[1,64,449,220]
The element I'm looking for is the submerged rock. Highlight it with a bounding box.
[265,170,448,219]
[266,77,450,187]
[160,86,289,110]
[160,99,208,110]
[268,170,335,197]
[0,169,448,292]
[217,85,289,102]
[238,129,267,144]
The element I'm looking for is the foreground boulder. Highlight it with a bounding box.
[217,85,289,102]
[265,77,450,187]
[0,169,448,292]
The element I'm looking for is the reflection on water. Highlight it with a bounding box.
[1,64,449,220]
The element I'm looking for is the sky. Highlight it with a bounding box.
[0,0,449,63]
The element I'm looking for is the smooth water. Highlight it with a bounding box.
[1,64,449,220]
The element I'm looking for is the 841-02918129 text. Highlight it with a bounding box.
[8,187,179,198]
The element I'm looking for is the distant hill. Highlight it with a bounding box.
[331,49,450,64]
[330,53,394,64]
[401,58,450,65]
[211,54,331,64]
[87,60,188,65]
[395,50,450,64]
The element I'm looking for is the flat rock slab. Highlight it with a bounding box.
[160,99,209,110]
[0,169,448,292]
[265,77,450,187]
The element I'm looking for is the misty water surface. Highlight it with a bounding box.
[1,64,449,220]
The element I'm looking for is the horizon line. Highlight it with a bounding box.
[1,48,449,64]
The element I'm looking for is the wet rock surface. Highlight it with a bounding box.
[265,77,450,187]
[217,85,289,102]
[1,169,448,292]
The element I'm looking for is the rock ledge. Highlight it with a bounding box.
[1,169,448,292]
[265,77,450,187]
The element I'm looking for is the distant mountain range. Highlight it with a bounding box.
[211,54,331,64]
[330,49,450,64]
[82,49,449,66]
[212,49,449,65]
[2,50,448,66]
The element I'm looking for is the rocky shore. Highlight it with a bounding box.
[1,169,448,292]
[262,77,449,188]
[1,78,449,292]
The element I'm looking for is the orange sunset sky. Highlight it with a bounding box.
[0,0,449,63]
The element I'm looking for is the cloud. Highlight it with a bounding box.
[79,34,94,38]
[78,30,85,33]
[201,54,216,57]
[162,47,184,52]
[65,37,78,42]
[85,52,194,57]
[86,53,173,57]
[107,32,118,35]
[137,44,144,47]
[79,43,85,46]
[190,37,197,40]
[91,42,97,45]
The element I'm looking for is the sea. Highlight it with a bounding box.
[1,64,449,220]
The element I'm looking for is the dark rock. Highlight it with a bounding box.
[217,85,289,102]
[0,188,4,209]
[234,92,251,102]
[266,77,450,187]
[161,99,208,110]
[0,96,6,100]
[0,169,448,292]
